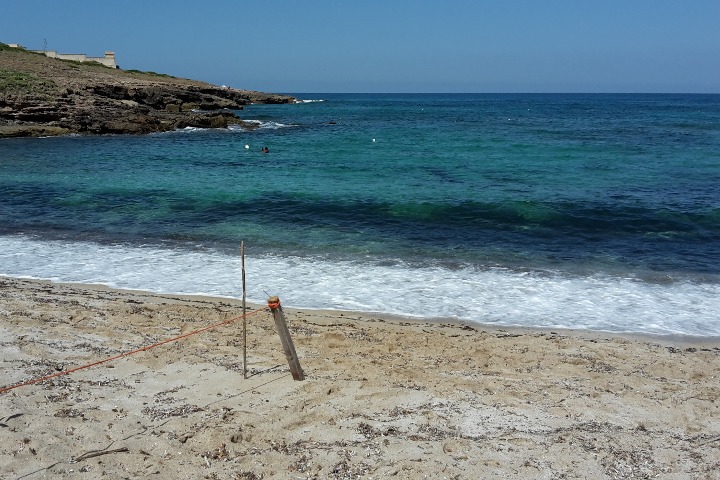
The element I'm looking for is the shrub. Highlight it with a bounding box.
[0,69,57,95]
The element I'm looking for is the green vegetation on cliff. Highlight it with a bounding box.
[0,42,295,137]
[0,69,57,95]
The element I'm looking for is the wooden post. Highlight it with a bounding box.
[241,241,247,379]
[267,296,304,381]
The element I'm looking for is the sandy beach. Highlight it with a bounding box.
[1,276,718,479]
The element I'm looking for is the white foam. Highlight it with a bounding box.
[232,120,297,130]
[295,99,325,103]
[257,120,295,129]
[1,235,718,337]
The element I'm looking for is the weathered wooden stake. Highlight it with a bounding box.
[241,241,247,379]
[267,296,304,381]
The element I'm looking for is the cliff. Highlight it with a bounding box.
[0,44,295,137]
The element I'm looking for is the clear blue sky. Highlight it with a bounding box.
[2,0,719,94]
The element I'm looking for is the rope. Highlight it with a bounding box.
[0,306,267,395]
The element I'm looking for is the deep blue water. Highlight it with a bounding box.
[1,94,719,335]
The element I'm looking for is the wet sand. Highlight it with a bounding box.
[1,276,719,479]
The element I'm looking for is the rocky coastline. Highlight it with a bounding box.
[0,44,295,137]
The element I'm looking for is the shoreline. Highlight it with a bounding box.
[1,275,719,478]
[2,231,717,337]
[4,275,719,347]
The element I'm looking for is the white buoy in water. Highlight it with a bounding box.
[372,138,376,142]
[245,144,250,149]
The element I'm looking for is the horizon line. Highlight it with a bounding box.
[278,91,720,96]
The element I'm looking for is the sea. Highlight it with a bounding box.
[1,93,719,337]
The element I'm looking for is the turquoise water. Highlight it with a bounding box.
[1,94,719,335]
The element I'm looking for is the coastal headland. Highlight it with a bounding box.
[0,43,295,138]
[1,277,718,479]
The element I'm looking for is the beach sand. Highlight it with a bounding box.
[1,276,718,479]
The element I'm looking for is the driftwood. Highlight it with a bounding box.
[695,435,720,447]
[0,412,24,427]
[74,446,129,462]
[267,296,304,381]
[242,241,248,379]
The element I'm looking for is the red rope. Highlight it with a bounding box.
[0,306,267,395]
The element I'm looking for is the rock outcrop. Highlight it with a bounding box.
[0,44,295,137]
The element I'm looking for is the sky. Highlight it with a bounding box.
[2,0,719,94]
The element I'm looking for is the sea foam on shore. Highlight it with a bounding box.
[2,235,718,337]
